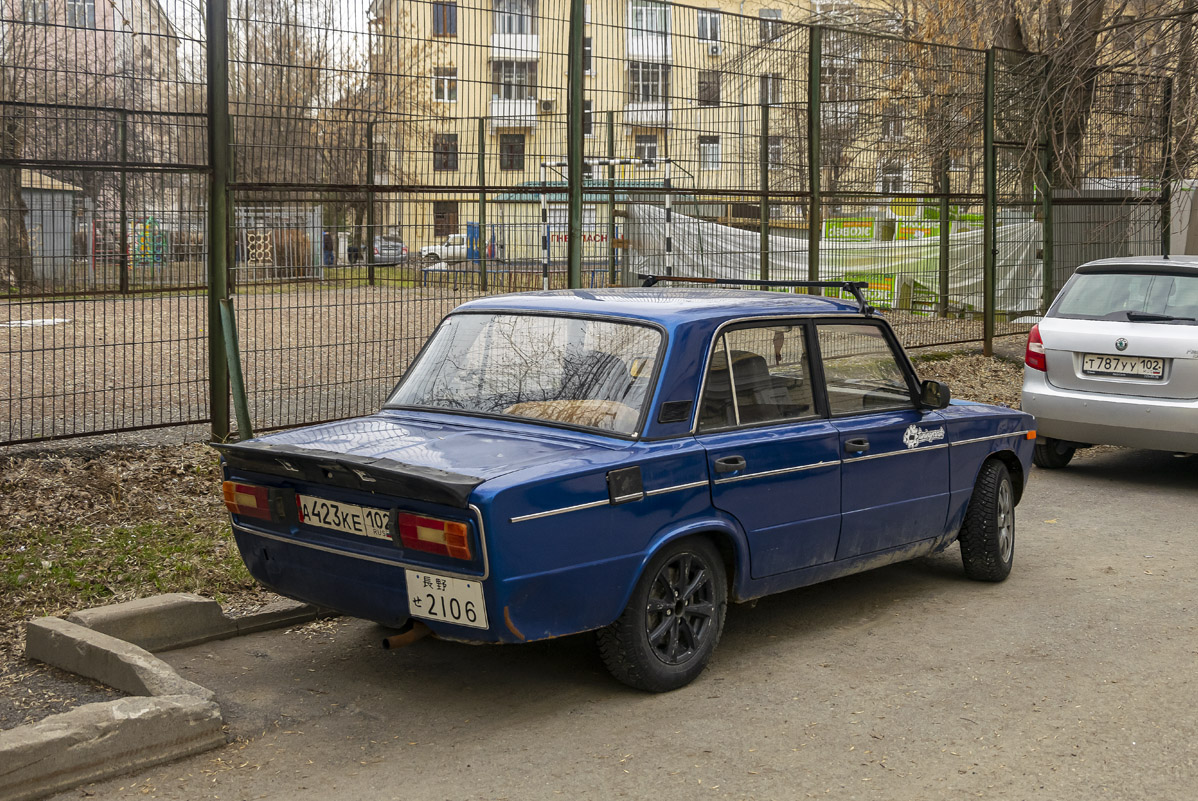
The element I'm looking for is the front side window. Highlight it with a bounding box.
[433,1,458,36]
[494,0,538,34]
[499,133,525,170]
[816,323,913,415]
[629,61,670,103]
[433,67,458,102]
[698,324,816,431]
[1054,271,1198,322]
[66,0,95,28]
[433,133,459,171]
[492,60,538,101]
[698,135,721,171]
[388,313,663,436]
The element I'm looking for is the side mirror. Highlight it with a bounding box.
[919,379,951,410]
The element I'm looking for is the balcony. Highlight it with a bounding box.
[622,102,669,129]
[489,99,538,132]
[491,33,539,60]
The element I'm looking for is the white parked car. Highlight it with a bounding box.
[420,233,468,263]
[1022,255,1198,467]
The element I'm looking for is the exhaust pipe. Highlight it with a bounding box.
[382,620,431,650]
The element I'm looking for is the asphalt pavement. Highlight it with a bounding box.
[43,447,1198,801]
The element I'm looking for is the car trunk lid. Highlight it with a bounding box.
[1040,317,1198,400]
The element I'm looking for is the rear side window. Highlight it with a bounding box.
[698,324,816,431]
[1055,272,1198,321]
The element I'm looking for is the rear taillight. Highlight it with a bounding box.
[1025,324,1047,372]
[222,481,273,521]
[398,513,472,560]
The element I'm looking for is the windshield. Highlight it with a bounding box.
[386,313,662,435]
[1055,271,1198,322]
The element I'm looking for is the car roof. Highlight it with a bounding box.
[1078,255,1198,274]
[453,288,861,325]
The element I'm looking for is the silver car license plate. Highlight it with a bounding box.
[1082,354,1164,379]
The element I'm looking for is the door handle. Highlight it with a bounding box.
[844,438,870,454]
[714,455,747,474]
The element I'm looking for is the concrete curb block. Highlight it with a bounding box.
[2,595,324,801]
[67,593,319,652]
[25,618,215,702]
[0,696,225,801]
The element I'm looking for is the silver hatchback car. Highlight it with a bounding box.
[1022,256,1198,468]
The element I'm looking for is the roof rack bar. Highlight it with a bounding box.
[637,274,876,316]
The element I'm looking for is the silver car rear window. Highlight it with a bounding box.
[1055,272,1198,322]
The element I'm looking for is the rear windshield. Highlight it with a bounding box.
[1054,271,1198,322]
[386,313,662,435]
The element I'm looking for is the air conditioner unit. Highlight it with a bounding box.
[539,99,556,113]
[708,42,722,56]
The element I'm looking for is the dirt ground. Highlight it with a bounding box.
[40,446,1198,801]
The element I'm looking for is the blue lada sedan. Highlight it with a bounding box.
[217,280,1036,691]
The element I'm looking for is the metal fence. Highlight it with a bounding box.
[0,0,1178,445]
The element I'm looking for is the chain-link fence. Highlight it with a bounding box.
[1,0,1178,445]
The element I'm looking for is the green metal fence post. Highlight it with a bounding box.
[938,158,950,316]
[760,102,770,281]
[982,48,996,356]
[566,0,585,289]
[207,0,231,441]
[807,26,822,286]
[118,110,129,295]
[366,121,375,286]
[1039,137,1054,313]
[607,111,617,285]
[218,298,253,441]
[478,117,488,291]
[1161,77,1175,257]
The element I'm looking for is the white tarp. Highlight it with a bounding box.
[626,205,1044,313]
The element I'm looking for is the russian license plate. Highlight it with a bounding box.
[406,570,488,629]
[1082,353,1164,379]
[297,494,391,541]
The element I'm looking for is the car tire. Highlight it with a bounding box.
[959,460,1015,582]
[597,537,727,692]
[1032,437,1075,469]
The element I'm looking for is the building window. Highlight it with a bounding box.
[821,64,855,104]
[433,201,459,237]
[499,133,526,170]
[629,61,670,103]
[635,134,658,167]
[494,0,538,35]
[697,71,720,107]
[881,110,903,139]
[492,61,538,101]
[630,0,669,35]
[1112,138,1137,173]
[66,0,95,28]
[433,134,459,171]
[432,1,458,36]
[759,9,782,42]
[583,37,593,73]
[760,73,781,106]
[1111,81,1137,112]
[699,136,721,171]
[23,0,48,22]
[583,99,594,136]
[880,161,904,194]
[433,67,458,102]
[768,135,782,169]
[698,9,720,41]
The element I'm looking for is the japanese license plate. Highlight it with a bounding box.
[297,494,391,541]
[405,570,488,629]
[1082,353,1164,379]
